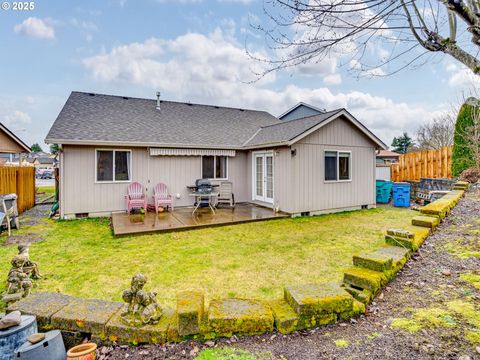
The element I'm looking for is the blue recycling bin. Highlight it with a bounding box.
[392,182,411,208]
[376,180,392,204]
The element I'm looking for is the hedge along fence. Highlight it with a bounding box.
[0,166,35,213]
[8,182,469,344]
[391,146,452,182]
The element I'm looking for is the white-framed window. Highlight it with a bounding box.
[96,149,131,182]
[325,150,351,182]
[202,155,228,179]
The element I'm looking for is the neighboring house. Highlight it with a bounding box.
[0,122,31,162]
[33,157,56,173]
[45,92,387,219]
[279,102,326,122]
[376,150,400,165]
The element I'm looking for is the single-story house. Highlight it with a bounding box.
[45,92,387,219]
[0,122,31,160]
[376,149,400,165]
[33,157,56,173]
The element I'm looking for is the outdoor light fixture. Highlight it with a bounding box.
[291,149,297,157]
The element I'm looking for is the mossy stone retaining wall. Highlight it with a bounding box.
[7,187,466,344]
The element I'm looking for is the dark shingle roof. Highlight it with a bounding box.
[244,110,342,147]
[45,92,281,148]
[36,157,55,164]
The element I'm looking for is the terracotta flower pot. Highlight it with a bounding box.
[67,343,97,360]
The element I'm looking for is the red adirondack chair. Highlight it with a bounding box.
[125,182,147,214]
[153,182,174,214]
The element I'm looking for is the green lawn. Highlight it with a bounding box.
[36,186,56,194]
[0,207,415,308]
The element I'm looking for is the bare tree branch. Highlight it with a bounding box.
[252,0,480,78]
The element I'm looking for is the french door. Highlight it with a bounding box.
[253,152,274,204]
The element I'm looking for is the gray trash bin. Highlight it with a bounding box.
[14,330,66,360]
[0,315,37,360]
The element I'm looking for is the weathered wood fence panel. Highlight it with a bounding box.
[0,166,35,213]
[391,146,452,182]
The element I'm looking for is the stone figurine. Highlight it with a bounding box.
[2,255,33,304]
[17,245,42,279]
[121,273,163,326]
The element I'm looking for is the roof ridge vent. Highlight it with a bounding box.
[88,93,95,96]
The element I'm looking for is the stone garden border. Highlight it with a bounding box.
[7,183,469,345]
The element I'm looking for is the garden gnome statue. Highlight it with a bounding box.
[18,245,42,279]
[121,273,163,326]
[2,255,33,304]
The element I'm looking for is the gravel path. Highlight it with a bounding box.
[2,204,50,246]
[103,191,480,360]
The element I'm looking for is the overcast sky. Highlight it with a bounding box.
[0,0,478,150]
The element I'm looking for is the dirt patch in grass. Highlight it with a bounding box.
[0,206,414,308]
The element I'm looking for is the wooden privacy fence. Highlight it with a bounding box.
[0,166,35,213]
[391,146,453,182]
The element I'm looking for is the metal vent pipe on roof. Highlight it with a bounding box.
[156,91,161,110]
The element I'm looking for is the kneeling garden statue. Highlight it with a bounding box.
[2,255,33,304]
[2,245,41,304]
[121,273,163,326]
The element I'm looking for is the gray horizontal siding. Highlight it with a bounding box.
[61,145,249,217]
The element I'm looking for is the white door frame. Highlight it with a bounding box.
[252,151,274,204]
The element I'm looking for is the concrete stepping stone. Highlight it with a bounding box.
[105,306,175,344]
[8,292,72,328]
[268,299,298,334]
[208,299,274,337]
[343,284,372,304]
[176,290,204,336]
[284,283,352,328]
[353,252,393,272]
[50,297,122,336]
[343,267,385,294]
[373,245,410,270]
[385,226,429,251]
[412,215,440,229]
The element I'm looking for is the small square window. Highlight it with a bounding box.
[325,151,351,181]
[202,155,228,179]
[96,150,131,182]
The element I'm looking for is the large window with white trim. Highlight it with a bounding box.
[202,155,228,179]
[96,150,131,182]
[325,150,351,181]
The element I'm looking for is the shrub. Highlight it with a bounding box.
[452,98,479,176]
[459,168,480,183]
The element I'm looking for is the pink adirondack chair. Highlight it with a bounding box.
[125,182,147,214]
[153,182,174,214]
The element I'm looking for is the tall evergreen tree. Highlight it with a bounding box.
[391,133,415,154]
[31,143,43,153]
[452,98,479,176]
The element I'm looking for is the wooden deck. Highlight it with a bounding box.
[111,203,290,236]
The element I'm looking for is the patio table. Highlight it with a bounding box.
[189,192,219,215]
